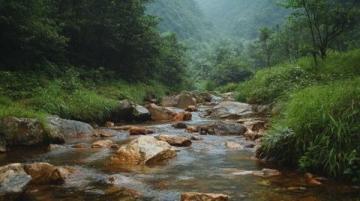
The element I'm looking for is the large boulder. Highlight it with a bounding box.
[181,192,229,201]
[147,104,177,121]
[177,93,197,109]
[0,163,31,194]
[23,162,72,184]
[46,116,95,142]
[156,134,192,147]
[0,117,63,149]
[110,100,150,122]
[199,121,247,136]
[111,136,176,166]
[208,101,254,119]
[161,92,197,109]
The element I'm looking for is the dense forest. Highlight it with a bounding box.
[0,0,360,200]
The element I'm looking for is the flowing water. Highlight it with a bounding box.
[0,105,359,201]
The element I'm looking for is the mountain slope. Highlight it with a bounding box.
[146,0,213,41]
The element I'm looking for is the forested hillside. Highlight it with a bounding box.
[195,0,288,40]
[146,0,213,41]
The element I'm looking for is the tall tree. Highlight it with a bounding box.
[284,0,360,63]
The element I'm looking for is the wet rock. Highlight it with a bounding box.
[129,127,154,135]
[222,92,235,101]
[186,126,199,133]
[238,118,267,132]
[244,130,265,141]
[177,92,197,109]
[172,122,188,129]
[48,144,66,151]
[110,99,150,122]
[161,92,197,109]
[181,192,229,201]
[253,168,281,177]
[46,116,95,142]
[147,103,176,121]
[91,140,114,148]
[211,121,247,136]
[225,141,243,150]
[185,105,198,112]
[72,143,89,149]
[244,143,255,148]
[305,173,323,186]
[174,112,192,121]
[105,186,141,200]
[105,121,115,128]
[24,163,71,184]
[111,136,176,166]
[93,129,114,137]
[208,101,254,119]
[190,135,202,141]
[156,134,192,147]
[0,163,31,194]
[193,92,213,103]
[0,117,49,147]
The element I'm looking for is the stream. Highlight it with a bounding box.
[0,104,359,201]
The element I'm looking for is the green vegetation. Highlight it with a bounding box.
[259,78,360,181]
[0,69,168,123]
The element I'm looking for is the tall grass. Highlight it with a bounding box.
[236,65,315,104]
[259,78,360,181]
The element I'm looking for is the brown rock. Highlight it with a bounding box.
[0,163,31,194]
[156,135,192,147]
[111,136,176,166]
[72,143,89,149]
[174,112,192,121]
[172,122,188,129]
[305,173,323,186]
[105,121,115,128]
[24,163,71,184]
[181,192,229,201]
[225,141,243,150]
[91,140,114,148]
[147,103,177,121]
[129,127,154,135]
[94,129,114,137]
[186,126,199,133]
[185,105,198,112]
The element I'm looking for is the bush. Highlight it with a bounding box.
[237,65,315,104]
[259,78,360,181]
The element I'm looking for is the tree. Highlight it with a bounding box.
[284,0,360,63]
[259,28,275,67]
[0,0,67,70]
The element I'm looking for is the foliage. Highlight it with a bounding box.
[237,65,314,104]
[259,78,360,180]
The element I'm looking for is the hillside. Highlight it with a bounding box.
[146,0,213,41]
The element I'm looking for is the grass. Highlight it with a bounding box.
[258,78,360,181]
[236,49,360,105]
[0,68,170,123]
[236,65,315,104]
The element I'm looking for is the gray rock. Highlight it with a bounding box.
[111,100,150,122]
[46,116,94,143]
[208,101,254,119]
[0,117,47,147]
[212,121,247,136]
[0,163,31,194]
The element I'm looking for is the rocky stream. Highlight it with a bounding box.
[0,92,358,201]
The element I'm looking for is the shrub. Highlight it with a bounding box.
[259,78,360,180]
[237,66,314,104]
[216,83,239,93]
